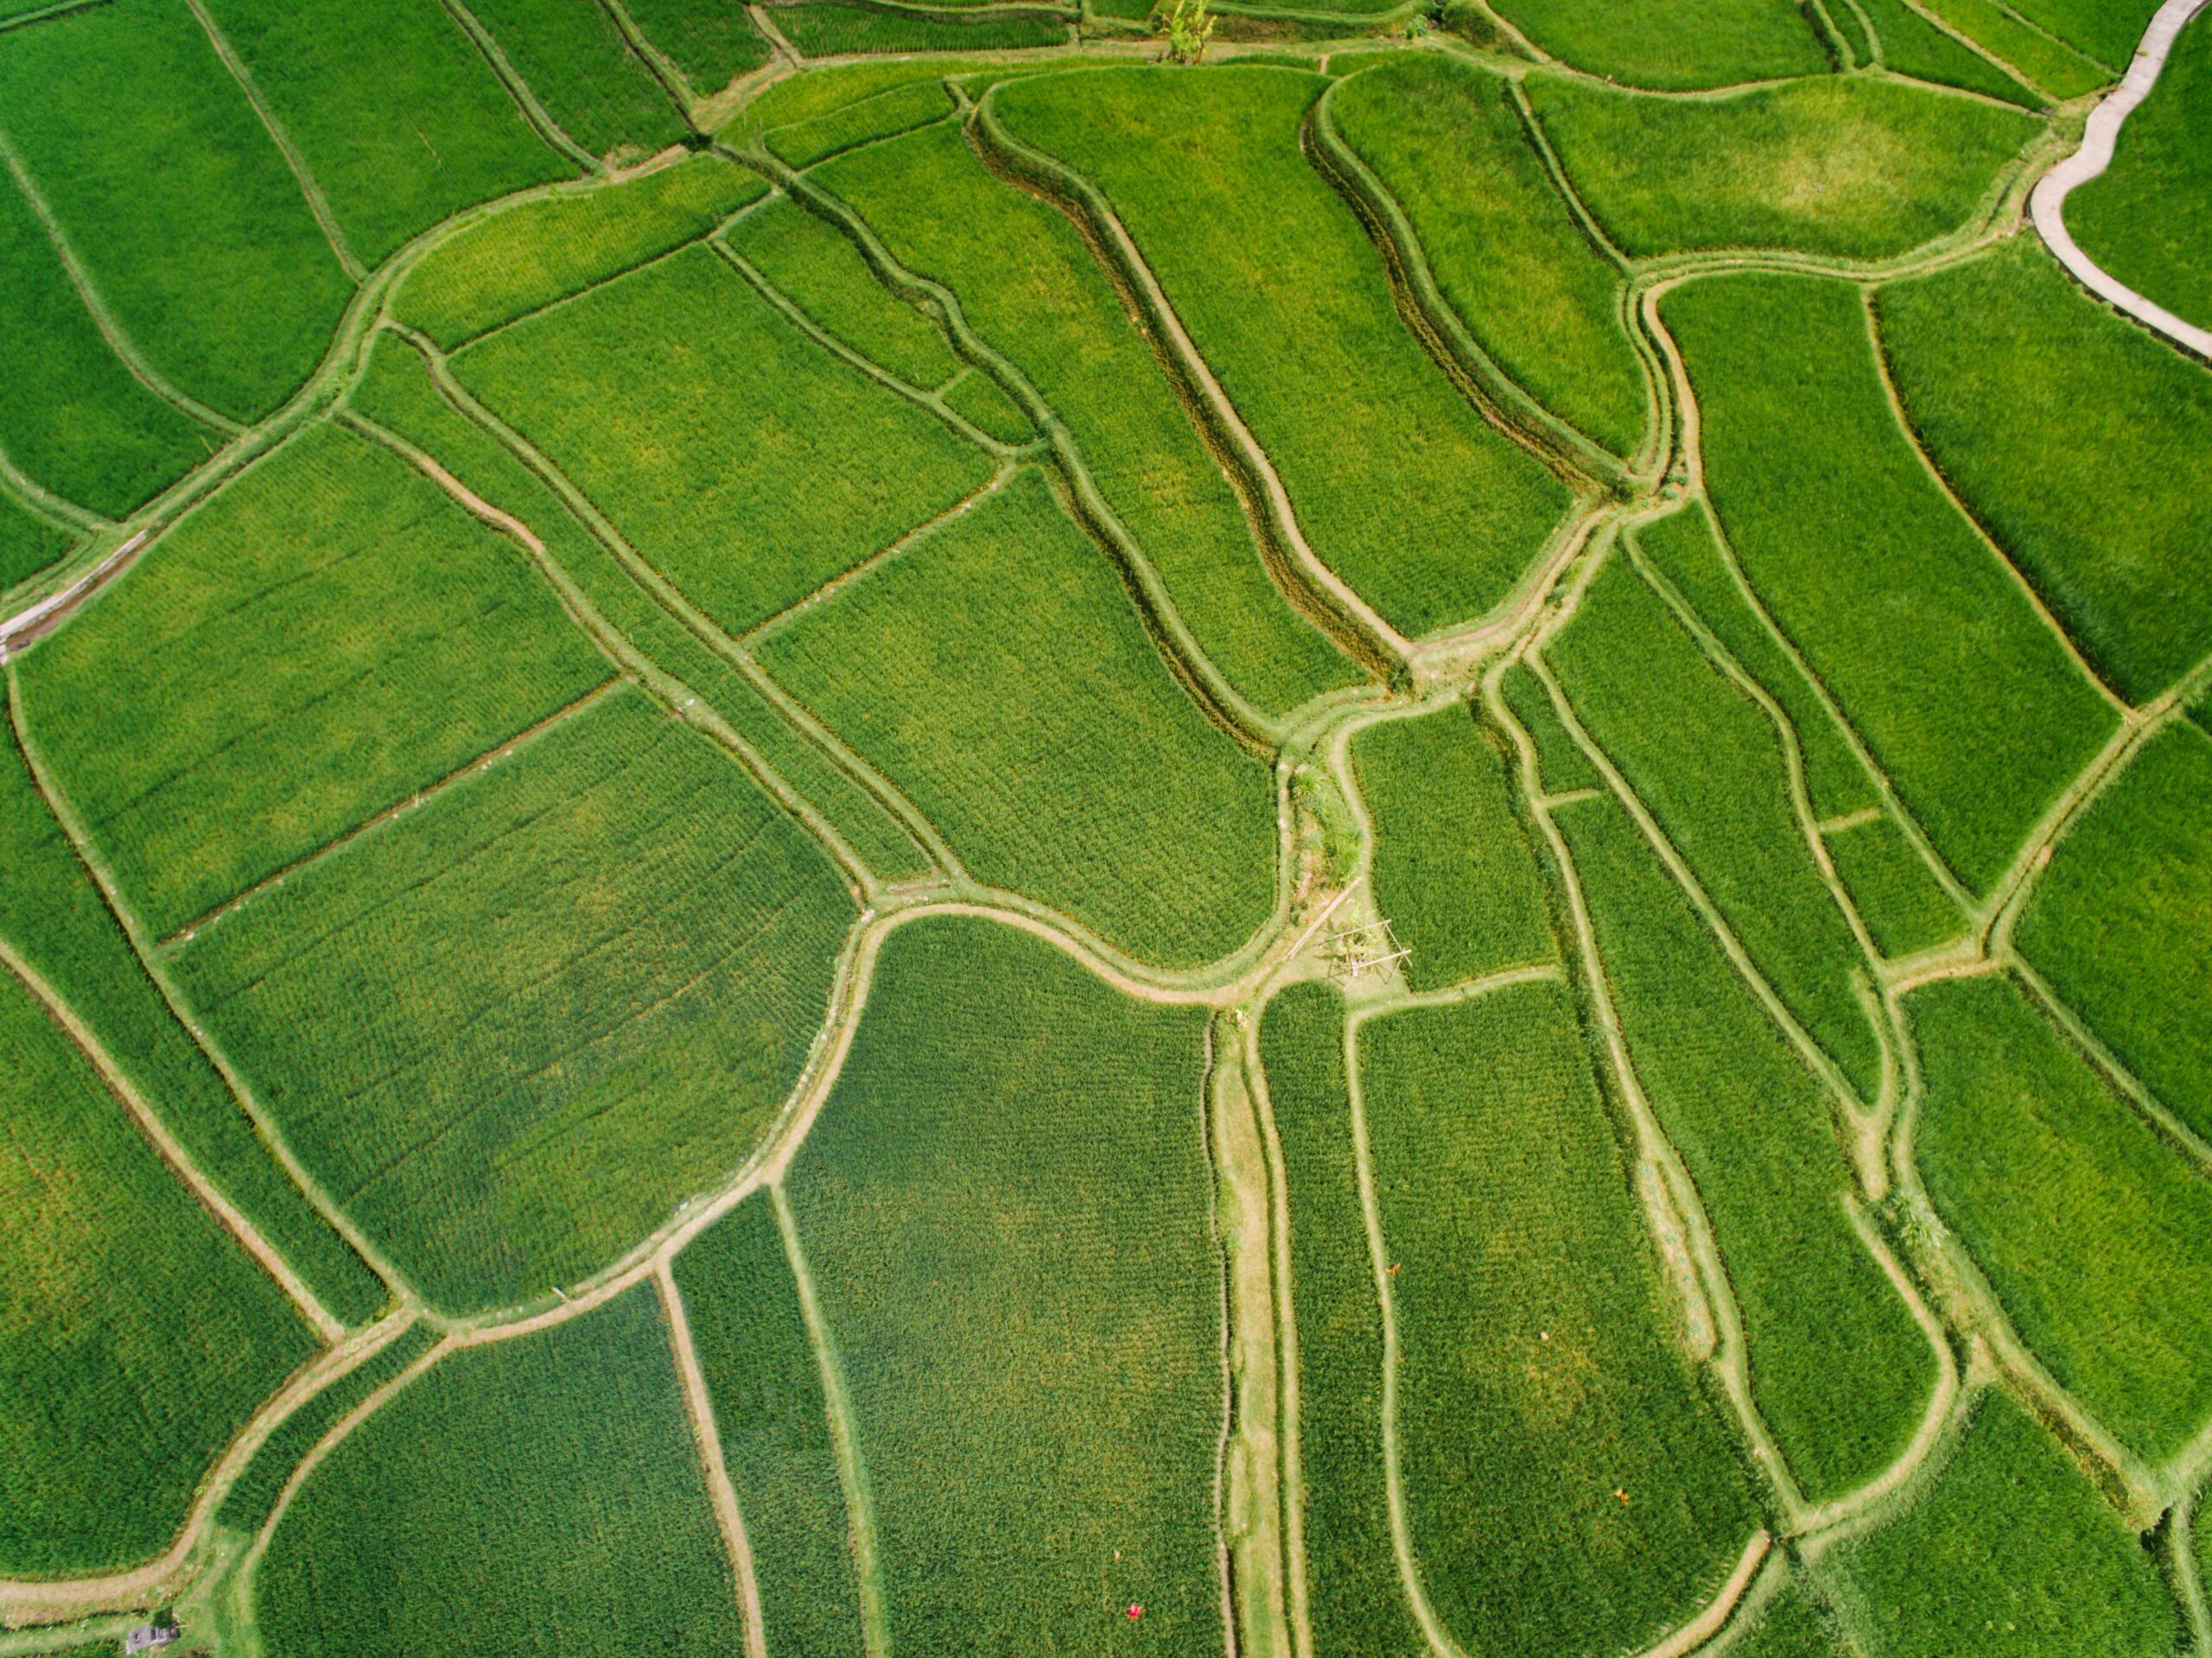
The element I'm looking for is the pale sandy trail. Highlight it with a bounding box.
[2031,0,2212,360]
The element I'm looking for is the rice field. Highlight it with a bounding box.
[1490,0,1829,89]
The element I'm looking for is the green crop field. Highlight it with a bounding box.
[6,1,2209,1648]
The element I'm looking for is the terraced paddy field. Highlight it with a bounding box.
[5,3,2211,1655]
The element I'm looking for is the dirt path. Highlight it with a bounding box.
[2031,0,2212,361]
[0,531,148,663]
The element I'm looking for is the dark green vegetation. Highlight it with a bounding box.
[1558,794,1935,1501]
[1731,1579,1847,1657]
[2069,10,2212,333]
[760,470,1278,966]
[994,66,1570,638]
[0,492,70,590]
[257,1285,737,1658]
[0,964,314,1575]
[785,918,1222,1655]
[1663,271,2114,894]
[1498,659,1601,793]
[466,0,690,160]
[0,688,385,1325]
[774,5,1071,55]
[219,1322,442,1535]
[456,243,991,637]
[673,1195,865,1658]
[815,118,1359,717]
[1362,983,1763,1658]
[1822,1390,2177,1657]
[199,0,573,266]
[0,0,354,422]
[173,687,857,1312]
[1526,73,2037,261]
[2016,723,2212,1143]
[1260,981,1428,1658]
[1548,550,1884,1096]
[1913,973,2212,1462]
[394,153,765,349]
[1330,55,1646,459]
[622,0,771,90]
[1877,236,2212,702]
[19,422,614,939]
[1491,0,1827,89]
[1350,705,1555,992]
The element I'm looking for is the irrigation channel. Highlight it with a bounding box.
[5,8,2212,1655]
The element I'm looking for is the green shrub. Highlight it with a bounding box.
[0,968,315,1574]
[198,0,574,266]
[173,686,858,1313]
[467,0,690,159]
[1823,1390,2176,1658]
[1350,702,1555,992]
[759,469,1277,966]
[18,421,613,938]
[624,0,772,91]
[257,1285,737,1658]
[726,195,959,387]
[1491,0,1827,89]
[1662,273,2115,894]
[1331,55,1646,459]
[672,1195,866,1658]
[1360,983,1762,1657]
[817,118,1357,716]
[1913,973,2212,1462]
[2015,722,2212,1144]
[994,66,1571,638]
[455,243,993,636]
[0,0,354,421]
[1525,72,2038,261]
[1556,793,1936,1500]
[785,916,1222,1655]
[1876,236,2212,703]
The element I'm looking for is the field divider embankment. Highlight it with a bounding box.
[0,937,342,1340]
[2009,959,2212,1177]
[158,671,624,951]
[0,128,243,440]
[2029,0,2212,359]
[342,402,887,898]
[4,670,421,1314]
[1634,1530,1770,1658]
[963,87,1414,679]
[440,0,606,175]
[742,141,1289,754]
[599,0,703,130]
[656,1262,772,1658]
[182,0,367,283]
[1302,82,1635,496]
[0,529,146,664]
[0,446,105,541]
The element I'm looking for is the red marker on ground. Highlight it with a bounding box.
[1128,1604,1144,1620]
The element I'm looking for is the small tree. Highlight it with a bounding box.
[1160,0,1216,63]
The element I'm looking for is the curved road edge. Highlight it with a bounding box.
[2031,0,2212,362]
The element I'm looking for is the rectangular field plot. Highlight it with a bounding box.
[466,0,690,161]
[392,153,760,349]
[345,332,934,883]
[1525,74,2038,261]
[1911,974,2212,1463]
[2015,723,2212,1145]
[256,1284,737,1658]
[1662,272,2115,895]
[455,242,993,637]
[757,469,1278,967]
[1820,812,1964,961]
[1497,659,1601,795]
[18,421,613,940]
[1820,1390,2176,1658]
[774,6,1071,55]
[0,0,355,423]
[1547,551,1885,1097]
[725,197,958,389]
[1556,793,1936,1502]
[991,66,1572,640]
[817,118,1358,719]
[1330,55,1647,461]
[1259,981,1429,1658]
[0,172,217,518]
[624,0,771,92]
[171,686,858,1313]
[784,917,1223,1656]
[1877,238,2212,703]
[0,964,315,1576]
[1358,982,1761,1658]
[1349,703,1555,993]
[672,1195,866,1658]
[0,690,384,1325]
[198,0,574,267]
[1489,0,1827,88]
